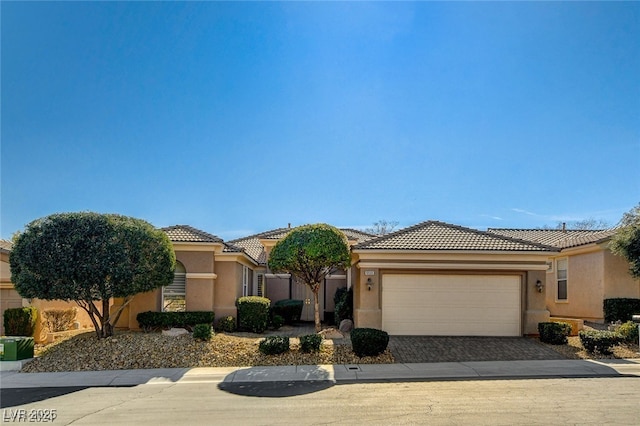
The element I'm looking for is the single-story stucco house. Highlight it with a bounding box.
[1,220,638,340]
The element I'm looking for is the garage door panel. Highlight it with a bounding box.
[382,274,521,336]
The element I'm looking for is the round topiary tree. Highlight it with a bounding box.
[10,212,176,338]
[268,223,351,332]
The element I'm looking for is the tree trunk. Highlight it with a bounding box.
[313,287,321,332]
[101,299,114,338]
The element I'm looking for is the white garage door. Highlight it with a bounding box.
[382,274,521,336]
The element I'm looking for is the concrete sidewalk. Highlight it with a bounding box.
[2,359,639,389]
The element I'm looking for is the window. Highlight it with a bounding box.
[257,274,264,297]
[242,266,249,297]
[163,262,186,312]
[556,258,568,301]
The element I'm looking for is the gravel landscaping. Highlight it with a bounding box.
[21,330,393,373]
[539,335,639,360]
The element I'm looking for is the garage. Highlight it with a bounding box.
[382,274,522,336]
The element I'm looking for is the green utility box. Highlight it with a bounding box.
[0,337,35,361]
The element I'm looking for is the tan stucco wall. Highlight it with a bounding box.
[214,261,241,319]
[524,270,550,335]
[546,251,605,321]
[354,268,382,329]
[603,250,640,299]
[1,253,11,284]
[265,277,290,304]
[176,251,214,275]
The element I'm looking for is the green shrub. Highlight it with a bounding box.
[136,311,215,332]
[579,330,623,354]
[617,321,640,343]
[300,333,323,353]
[216,316,236,333]
[351,328,389,357]
[334,287,353,324]
[603,298,640,323]
[3,307,38,336]
[193,323,213,341]
[42,307,78,333]
[259,335,290,355]
[538,322,572,345]
[236,296,271,333]
[272,299,303,324]
[271,314,285,330]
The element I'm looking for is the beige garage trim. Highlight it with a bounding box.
[382,274,521,336]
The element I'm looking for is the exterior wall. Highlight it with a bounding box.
[0,288,24,336]
[546,251,605,322]
[31,299,103,342]
[603,250,640,299]
[214,261,241,319]
[265,277,290,304]
[524,270,550,335]
[354,267,382,329]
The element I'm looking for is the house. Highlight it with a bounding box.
[1,240,23,336]
[488,228,640,323]
[3,221,637,339]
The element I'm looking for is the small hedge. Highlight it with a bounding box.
[617,321,639,344]
[3,307,38,337]
[216,316,236,333]
[270,314,284,330]
[193,323,213,341]
[136,311,215,332]
[300,333,323,353]
[579,330,622,355]
[272,299,303,324]
[236,296,271,333]
[259,335,290,355]
[351,328,389,357]
[603,298,640,323]
[538,322,572,345]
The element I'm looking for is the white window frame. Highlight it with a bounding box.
[242,265,249,297]
[556,258,568,302]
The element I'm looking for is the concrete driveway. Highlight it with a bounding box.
[388,336,567,363]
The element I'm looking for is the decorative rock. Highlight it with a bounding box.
[339,319,353,333]
[162,328,189,337]
[320,328,344,339]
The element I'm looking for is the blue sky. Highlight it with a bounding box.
[2,2,639,241]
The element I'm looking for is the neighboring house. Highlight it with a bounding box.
[1,239,23,335]
[488,228,640,323]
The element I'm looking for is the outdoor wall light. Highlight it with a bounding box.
[367,278,373,291]
[535,280,544,293]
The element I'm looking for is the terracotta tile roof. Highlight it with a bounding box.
[354,221,557,252]
[230,226,377,265]
[161,225,223,243]
[488,228,616,249]
[0,239,13,253]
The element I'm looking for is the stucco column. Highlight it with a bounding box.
[354,268,382,329]
[524,270,550,335]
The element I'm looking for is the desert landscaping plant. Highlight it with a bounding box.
[258,335,290,355]
[300,333,323,353]
[3,307,38,336]
[334,287,353,325]
[270,314,285,330]
[236,296,271,333]
[10,212,176,338]
[351,328,389,357]
[609,203,640,279]
[603,298,640,323]
[579,330,623,355]
[42,308,77,333]
[271,299,303,324]
[538,322,572,345]
[215,316,236,333]
[268,224,351,332]
[616,321,640,344]
[192,323,213,341]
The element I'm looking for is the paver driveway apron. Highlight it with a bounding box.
[388,336,566,363]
